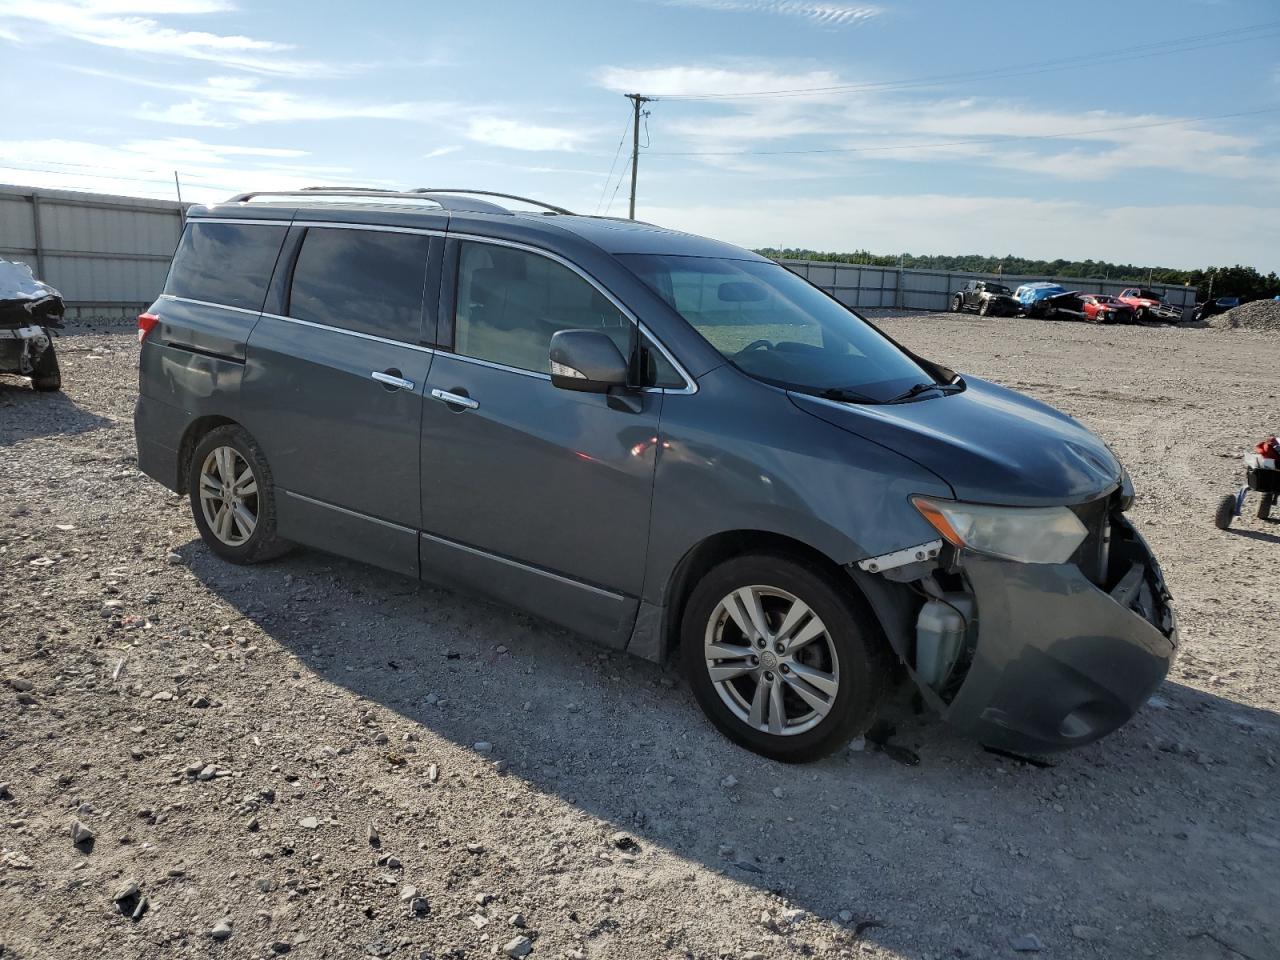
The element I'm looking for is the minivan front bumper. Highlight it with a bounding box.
[942,516,1176,754]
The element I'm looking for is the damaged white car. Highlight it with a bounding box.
[0,259,63,391]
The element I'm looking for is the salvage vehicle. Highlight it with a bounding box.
[950,280,1020,316]
[1116,287,1183,323]
[1192,296,1241,324]
[0,259,63,391]
[1013,282,1068,314]
[1081,295,1136,324]
[134,188,1177,760]
[1024,290,1085,321]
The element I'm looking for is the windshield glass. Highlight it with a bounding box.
[619,254,936,400]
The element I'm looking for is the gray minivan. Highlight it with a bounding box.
[135,188,1177,761]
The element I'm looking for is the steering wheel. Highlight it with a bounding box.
[738,339,773,355]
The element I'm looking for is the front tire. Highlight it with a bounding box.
[188,425,292,564]
[680,553,891,762]
[978,299,991,317]
[1214,494,1236,530]
[31,341,61,392]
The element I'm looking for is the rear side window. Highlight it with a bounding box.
[288,228,430,341]
[454,242,632,374]
[164,221,287,311]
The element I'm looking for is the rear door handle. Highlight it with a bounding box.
[372,370,415,391]
[431,388,479,410]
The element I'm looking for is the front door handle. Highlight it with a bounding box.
[431,388,479,411]
[372,370,415,391]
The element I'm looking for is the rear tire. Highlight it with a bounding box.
[31,341,61,392]
[188,425,292,564]
[1258,493,1275,522]
[1214,494,1236,530]
[680,552,891,762]
[951,295,963,313]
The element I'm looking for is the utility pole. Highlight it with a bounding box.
[625,94,651,220]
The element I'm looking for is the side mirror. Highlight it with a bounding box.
[549,329,629,393]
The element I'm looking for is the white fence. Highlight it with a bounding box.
[0,184,187,319]
[780,260,1199,313]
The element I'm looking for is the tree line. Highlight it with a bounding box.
[757,249,1280,302]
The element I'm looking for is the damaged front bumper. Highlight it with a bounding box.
[939,515,1176,753]
[0,324,54,376]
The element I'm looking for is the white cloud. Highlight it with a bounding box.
[137,99,235,127]
[0,136,351,203]
[597,64,847,100]
[597,62,1279,184]
[465,117,591,152]
[423,146,462,160]
[661,0,882,26]
[641,194,1280,270]
[117,73,435,125]
[0,0,333,75]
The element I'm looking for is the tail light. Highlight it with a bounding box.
[137,312,159,343]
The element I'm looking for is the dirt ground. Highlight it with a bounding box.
[2,313,1278,960]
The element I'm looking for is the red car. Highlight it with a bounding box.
[1080,294,1135,324]
[1115,287,1182,322]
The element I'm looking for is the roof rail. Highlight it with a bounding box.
[224,187,575,216]
[412,189,575,216]
[225,188,511,214]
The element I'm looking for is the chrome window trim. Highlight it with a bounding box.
[258,311,437,355]
[157,294,265,318]
[177,218,697,394]
[187,216,446,238]
[419,531,625,602]
[183,217,296,229]
[440,351,549,382]
[282,489,418,534]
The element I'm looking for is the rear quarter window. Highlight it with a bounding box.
[288,228,431,341]
[164,221,288,311]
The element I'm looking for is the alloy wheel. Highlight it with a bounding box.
[703,585,841,736]
[198,446,258,546]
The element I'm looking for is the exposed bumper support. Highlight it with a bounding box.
[941,516,1176,753]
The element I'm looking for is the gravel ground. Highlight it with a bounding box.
[2,313,1278,960]
[1209,299,1280,332]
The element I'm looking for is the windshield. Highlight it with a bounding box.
[620,254,938,401]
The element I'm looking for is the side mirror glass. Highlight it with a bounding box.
[549,329,629,393]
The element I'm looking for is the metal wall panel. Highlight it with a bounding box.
[0,184,186,311]
[782,259,1199,314]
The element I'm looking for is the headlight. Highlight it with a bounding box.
[911,496,1088,565]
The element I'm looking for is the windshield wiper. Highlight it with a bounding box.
[887,381,964,404]
[818,386,880,404]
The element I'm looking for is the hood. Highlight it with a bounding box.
[790,376,1122,507]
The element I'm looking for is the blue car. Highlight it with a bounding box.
[1013,282,1068,315]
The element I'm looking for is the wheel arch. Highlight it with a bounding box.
[176,415,239,492]
[639,529,909,665]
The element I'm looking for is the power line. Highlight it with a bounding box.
[594,111,632,215]
[645,105,1280,158]
[649,21,1280,101]
[0,159,240,193]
